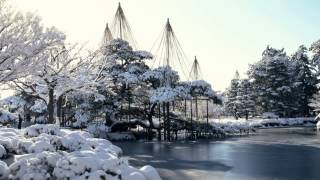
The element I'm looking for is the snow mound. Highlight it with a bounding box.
[140,165,162,180]
[0,124,161,180]
[0,160,9,179]
[24,124,62,137]
[9,151,64,180]
[0,145,6,158]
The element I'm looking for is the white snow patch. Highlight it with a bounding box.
[0,124,161,180]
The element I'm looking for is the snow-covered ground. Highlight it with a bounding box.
[210,117,317,135]
[0,124,161,180]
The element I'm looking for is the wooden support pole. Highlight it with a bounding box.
[184,99,187,138]
[120,105,123,121]
[184,99,187,118]
[167,102,171,141]
[195,96,198,121]
[162,103,166,141]
[172,101,175,111]
[128,92,131,132]
[158,104,161,141]
[190,98,194,139]
[206,99,209,135]
[128,91,131,122]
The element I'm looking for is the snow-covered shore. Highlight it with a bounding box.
[0,124,161,180]
[210,117,317,135]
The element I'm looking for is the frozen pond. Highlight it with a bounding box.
[115,127,320,180]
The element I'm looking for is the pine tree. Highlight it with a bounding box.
[237,79,255,120]
[248,46,293,117]
[291,45,318,116]
[224,71,241,119]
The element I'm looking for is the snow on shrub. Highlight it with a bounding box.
[140,165,162,180]
[24,124,61,137]
[0,145,6,158]
[210,119,250,135]
[9,151,64,179]
[0,110,16,124]
[53,150,124,179]
[0,128,23,154]
[0,124,161,180]
[210,117,316,135]
[0,160,9,179]
[87,123,110,137]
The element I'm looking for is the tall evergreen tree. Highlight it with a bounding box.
[291,45,318,116]
[237,79,255,120]
[225,71,241,119]
[248,46,293,117]
[310,39,320,73]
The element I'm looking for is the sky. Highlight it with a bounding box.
[10,0,320,92]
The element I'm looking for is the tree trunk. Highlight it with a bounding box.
[163,103,166,140]
[158,104,161,141]
[18,114,22,129]
[56,96,63,126]
[166,102,170,141]
[190,99,193,139]
[48,88,55,124]
[206,99,209,135]
[105,112,113,126]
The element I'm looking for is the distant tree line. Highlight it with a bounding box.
[224,42,320,119]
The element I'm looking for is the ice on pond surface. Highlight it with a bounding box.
[116,127,320,180]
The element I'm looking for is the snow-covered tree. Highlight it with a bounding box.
[309,92,320,113]
[224,71,241,119]
[310,39,320,73]
[0,0,65,83]
[189,80,216,98]
[237,79,255,119]
[291,45,318,116]
[248,46,293,117]
[97,38,153,126]
[143,66,189,103]
[8,44,100,124]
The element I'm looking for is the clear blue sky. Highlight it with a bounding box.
[11,0,320,91]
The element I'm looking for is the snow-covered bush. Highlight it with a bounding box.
[210,119,251,135]
[0,96,26,111]
[0,110,16,124]
[210,117,316,135]
[0,124,161,180]
[0,160,9,179]
[87,123,110,137]
[262,112,279,119]
[24,124,61,137]
[0,145,6,158]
